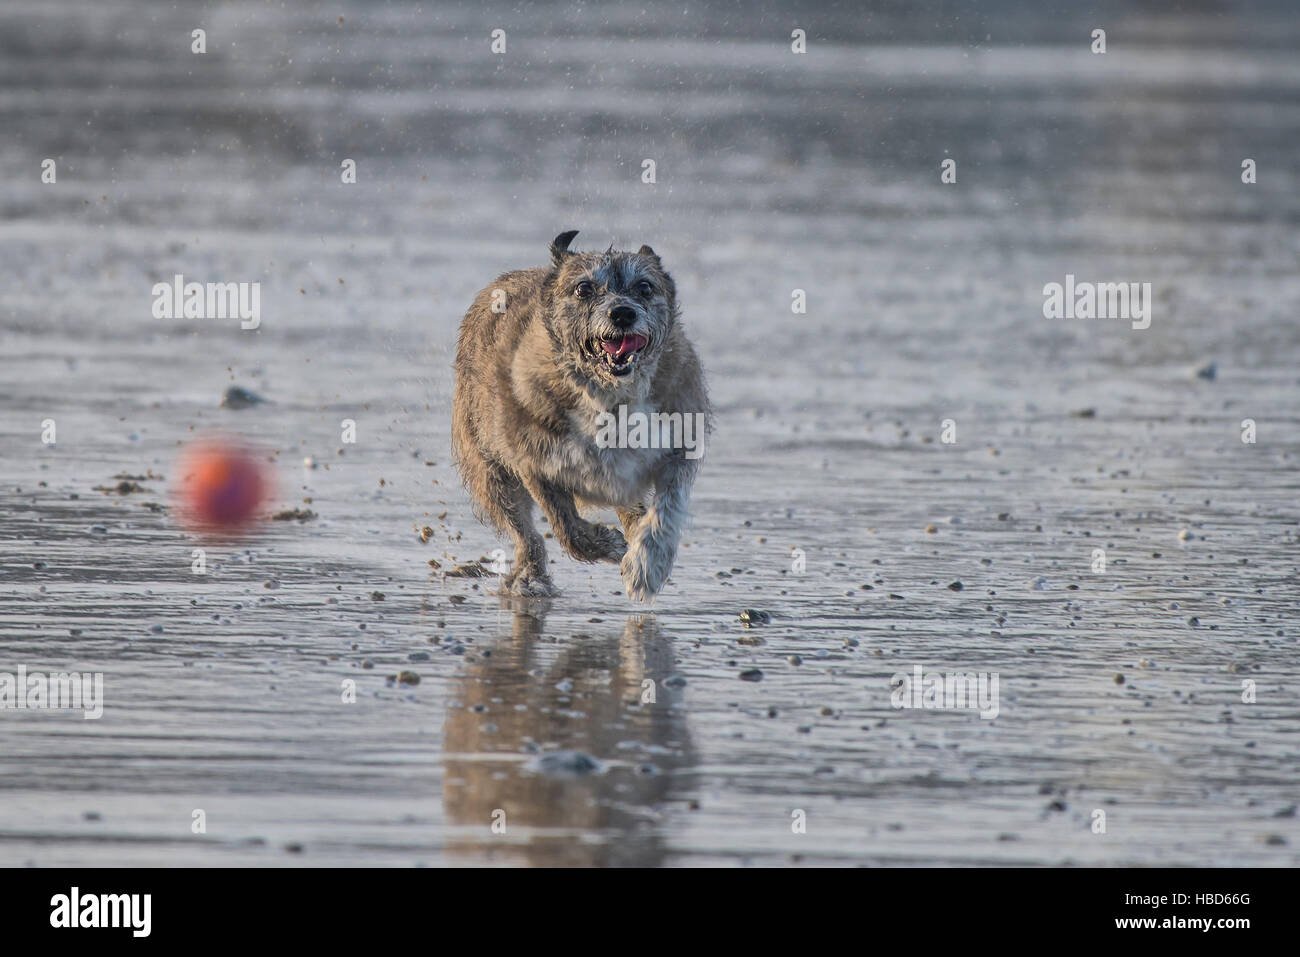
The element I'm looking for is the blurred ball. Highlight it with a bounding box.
[175,438,271,533]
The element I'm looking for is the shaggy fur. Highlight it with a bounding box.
[452,231,709,600]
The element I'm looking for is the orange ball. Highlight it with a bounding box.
[175,438,271,533]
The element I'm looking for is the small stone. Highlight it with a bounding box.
[530,750,603,776]
[738,609,771,626]
[738,668,764,682]
[221,386,268,409]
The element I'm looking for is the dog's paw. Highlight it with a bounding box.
[503,567,559,598]
[566,522,628,564]
[620,533,676,602]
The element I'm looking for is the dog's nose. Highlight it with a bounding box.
[608,305,637,327]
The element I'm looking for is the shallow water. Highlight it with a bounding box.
[1,0,1298,866]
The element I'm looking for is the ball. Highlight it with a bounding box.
[175,438,271,533]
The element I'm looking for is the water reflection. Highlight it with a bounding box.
[442,601,694,866]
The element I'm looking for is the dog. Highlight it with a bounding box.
[452,230,709,600]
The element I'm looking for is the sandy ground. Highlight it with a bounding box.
[1,1,1298,865]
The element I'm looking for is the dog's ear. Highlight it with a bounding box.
[550,230,579,266]
[637,244,659,261]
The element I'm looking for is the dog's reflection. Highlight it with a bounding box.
[442,600,692,866]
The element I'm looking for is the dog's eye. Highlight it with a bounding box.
[636,281,654,297]
[574,280,595,299]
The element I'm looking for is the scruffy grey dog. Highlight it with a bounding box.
[452,230,709,600]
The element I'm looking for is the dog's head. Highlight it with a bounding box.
[544,230,677,390]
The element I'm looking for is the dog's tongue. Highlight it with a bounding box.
[601,334,648,357]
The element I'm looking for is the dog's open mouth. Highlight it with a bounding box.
[597,333,649,377]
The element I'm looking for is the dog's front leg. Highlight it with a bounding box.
[523,475,627,564]
[621,458,696,601]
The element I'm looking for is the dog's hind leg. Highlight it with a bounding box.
[461,449,556,597]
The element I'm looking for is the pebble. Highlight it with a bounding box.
[220,385,268,409]
[529,750,603,776]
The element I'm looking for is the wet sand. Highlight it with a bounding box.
[1,0,1298,865]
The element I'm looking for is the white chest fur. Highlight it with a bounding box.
[540,397,666,506]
